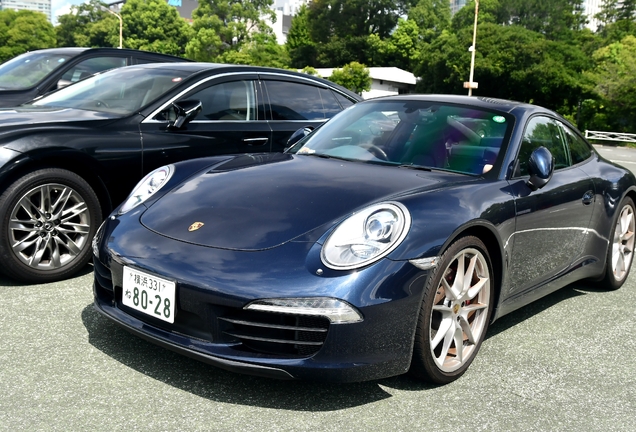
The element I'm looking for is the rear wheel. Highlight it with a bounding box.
[410,236,494,384]
[599,197,635,290]
[0,168,102,283]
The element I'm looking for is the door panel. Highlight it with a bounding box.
[139,75,271,176]
[507,116,595,294]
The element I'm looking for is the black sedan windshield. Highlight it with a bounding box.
[31,66,195,115]
[290,100,513,175]
[0,51,73,90]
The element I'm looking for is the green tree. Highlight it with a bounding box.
[219,31,289,68]
[409,0,451,43]
[286,4,316,68]
[416,23,590,113]
[304,0,411,67]
[327,61,371,94]
[186,0,275,62]
[587,35,636,131]
[0,10,56,62]
[121,0,193,56]
[369,18,421,71]
[307,0,409,42]
[55,0,118,48]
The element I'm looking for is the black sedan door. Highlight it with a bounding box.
[506,115,595,296]
[260,75,347,152]
[138,74,271,176]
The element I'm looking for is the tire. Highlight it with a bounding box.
[410,236,494,384]
[0,168,102,283]
[599,197,635,290]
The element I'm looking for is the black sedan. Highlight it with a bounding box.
[0,63,360,282]
[92,95,636,383]
[0,47,188,108]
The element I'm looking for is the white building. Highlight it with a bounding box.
[312,67,417,99]
[0,0,51,22]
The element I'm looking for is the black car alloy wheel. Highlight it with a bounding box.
[0,168,102,283]
[410,236,494,384]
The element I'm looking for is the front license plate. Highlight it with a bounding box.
[122,266,176,324]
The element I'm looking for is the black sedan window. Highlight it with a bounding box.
[290,100,513,175]
[31,66,195,115]
[188,80,258,120]
[264,80,328,120]
[0,51,73,90]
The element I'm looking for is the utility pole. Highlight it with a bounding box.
[464,0,479,96]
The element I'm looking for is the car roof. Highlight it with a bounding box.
[118,62,363,99]
[363,94,540,113]
[18,47,187,61]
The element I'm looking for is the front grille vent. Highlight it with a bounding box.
[93,258,113,291]
[219,310,330,357]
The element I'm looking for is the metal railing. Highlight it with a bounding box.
[585,130,636,143]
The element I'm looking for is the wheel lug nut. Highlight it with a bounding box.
[52,230,57,236]
[45,213,51,219]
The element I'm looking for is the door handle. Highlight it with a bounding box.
[243,137,268,146]
[582,190,594,205]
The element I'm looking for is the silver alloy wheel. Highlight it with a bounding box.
[430,247,490,372]
[612,203,635,282]
[9,183,91,270]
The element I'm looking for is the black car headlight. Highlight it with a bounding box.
[119,165,174,214]
[321,202,411,270]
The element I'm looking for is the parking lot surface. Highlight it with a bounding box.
[1,145,636,431]
[2,267,636,431]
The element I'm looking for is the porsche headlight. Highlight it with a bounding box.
[119,165,174,214]
[321,202,411,270]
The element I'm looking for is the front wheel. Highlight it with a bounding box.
[0,168,102,283]
[410,236,494,384]
[599,197,635,290]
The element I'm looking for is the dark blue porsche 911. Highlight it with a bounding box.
[92,95,636,384]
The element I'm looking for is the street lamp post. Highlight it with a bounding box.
[99,5,123,49]
[465,0,479,96]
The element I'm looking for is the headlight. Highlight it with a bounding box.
[321,202,411,270]
[119,165,174,214]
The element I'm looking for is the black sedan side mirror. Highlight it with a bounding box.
[286,126,314,149]
[169,100,202,130]
[526,146,554,191]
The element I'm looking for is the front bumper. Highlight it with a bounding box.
[93,215,430,382]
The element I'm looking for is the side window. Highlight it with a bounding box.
[60,57,127,83]
[517,116,569,176]
[264,80,325,120]
[188,80,258,121]
[334,91,355,109]
[319,88,343,118]
[559,122,593,164]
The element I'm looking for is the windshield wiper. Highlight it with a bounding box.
[301,153,351,162]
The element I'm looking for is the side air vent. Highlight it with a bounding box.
[219,310,330,357]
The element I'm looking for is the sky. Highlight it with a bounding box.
[51,0,90,25]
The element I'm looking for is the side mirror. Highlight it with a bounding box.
[526,146,554,191]
[286,126,314,149]
[169,100,202,129]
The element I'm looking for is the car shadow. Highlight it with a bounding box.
[81,304,394,411]
[0,263,94,287]
[81,281,599,402]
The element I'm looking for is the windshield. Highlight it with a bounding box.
[0,51,74,90]
[288,100,513,176]
[31,66,195,115]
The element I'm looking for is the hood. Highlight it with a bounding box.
[140,153,459,251]
[0,106,120,129]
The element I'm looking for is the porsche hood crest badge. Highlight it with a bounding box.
[188,222,204,232]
